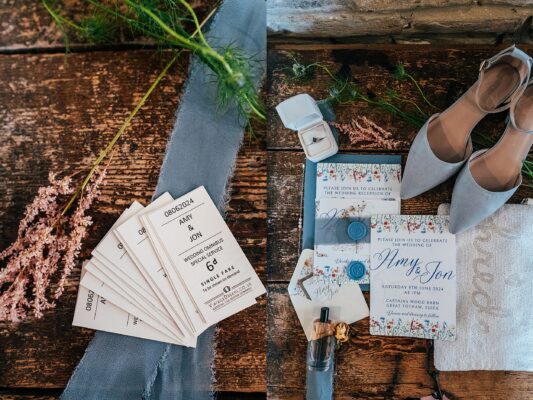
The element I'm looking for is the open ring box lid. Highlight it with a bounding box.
[276,94,338,162]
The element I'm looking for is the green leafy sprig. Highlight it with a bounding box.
[43,0,265,124]
[284,57,429,128]
[392,63,437,110]
[42,1,220,214]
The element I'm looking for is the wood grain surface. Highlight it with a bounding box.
[267,44,533,151]
[0,50,266,395]
[3,1,533,399]
[267,1,533,43]
[0,0,217,51]
[266,44,533,399]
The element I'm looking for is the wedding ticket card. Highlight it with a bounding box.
[80,260,184,342]
[114,193,196,337]
[369,215,456,341]
[84,201,188,342]
[73,187,265,346]
[142,186,266,326]
[73,263,183,345]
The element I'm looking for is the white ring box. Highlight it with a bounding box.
[276,94,338,162]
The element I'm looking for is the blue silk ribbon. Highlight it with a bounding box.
[61,1,265,398]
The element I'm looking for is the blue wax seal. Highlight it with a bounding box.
[347,221,367,241]
[347,261,366,280]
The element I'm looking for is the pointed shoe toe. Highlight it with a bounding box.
[403,46,533,200]
[401,115,469,200]
[449,151,520,234]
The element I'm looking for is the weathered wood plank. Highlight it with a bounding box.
[267,385,427,400]
[268,283,533,399]
[268,377,533,400]
[215,298,266,393]
[267,45,533,151]
[266,44,533,398]
[0,395,58,400]
[0,50,266,391]
[0,392,266,400]
[267,1,533,42]
[0,0,217,52]
[267,151,305,282]
[216,394,266,400]
[330,1,533,11]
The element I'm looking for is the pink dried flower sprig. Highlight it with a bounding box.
[332,116,402,150]
[0,168,106,322]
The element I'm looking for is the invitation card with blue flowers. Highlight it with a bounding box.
[369,215,456,341]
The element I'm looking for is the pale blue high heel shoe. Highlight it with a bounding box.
[401,45,532,200]
[449,77,533,234]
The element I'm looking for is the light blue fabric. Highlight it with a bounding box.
[61,1,265,398]
[307,369,334,400]
[304,102,337,400]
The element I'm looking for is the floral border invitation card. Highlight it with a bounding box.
[316,163,402,200]
[369,215,456,341]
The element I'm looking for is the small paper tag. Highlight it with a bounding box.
[288,249,369,341]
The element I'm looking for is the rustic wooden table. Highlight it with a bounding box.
[1,2,533,399]
[266,43,533,399]
[0,1,265,399]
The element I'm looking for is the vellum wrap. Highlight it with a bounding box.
[311,321,336,340]
[435,202,533,371]
[306,101,339,400]
[61,1,265,398]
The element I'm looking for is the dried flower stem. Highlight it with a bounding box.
[0,55,172,321]
[332,116,402,150]
[0,169,106,321]
[0,3,221,322]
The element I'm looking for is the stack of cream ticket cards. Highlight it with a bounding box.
[73,186,266,347]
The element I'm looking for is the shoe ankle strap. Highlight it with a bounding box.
[475,45,533,114]
[509,77,533,135]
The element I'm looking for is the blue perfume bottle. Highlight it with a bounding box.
[307,307,336,372]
